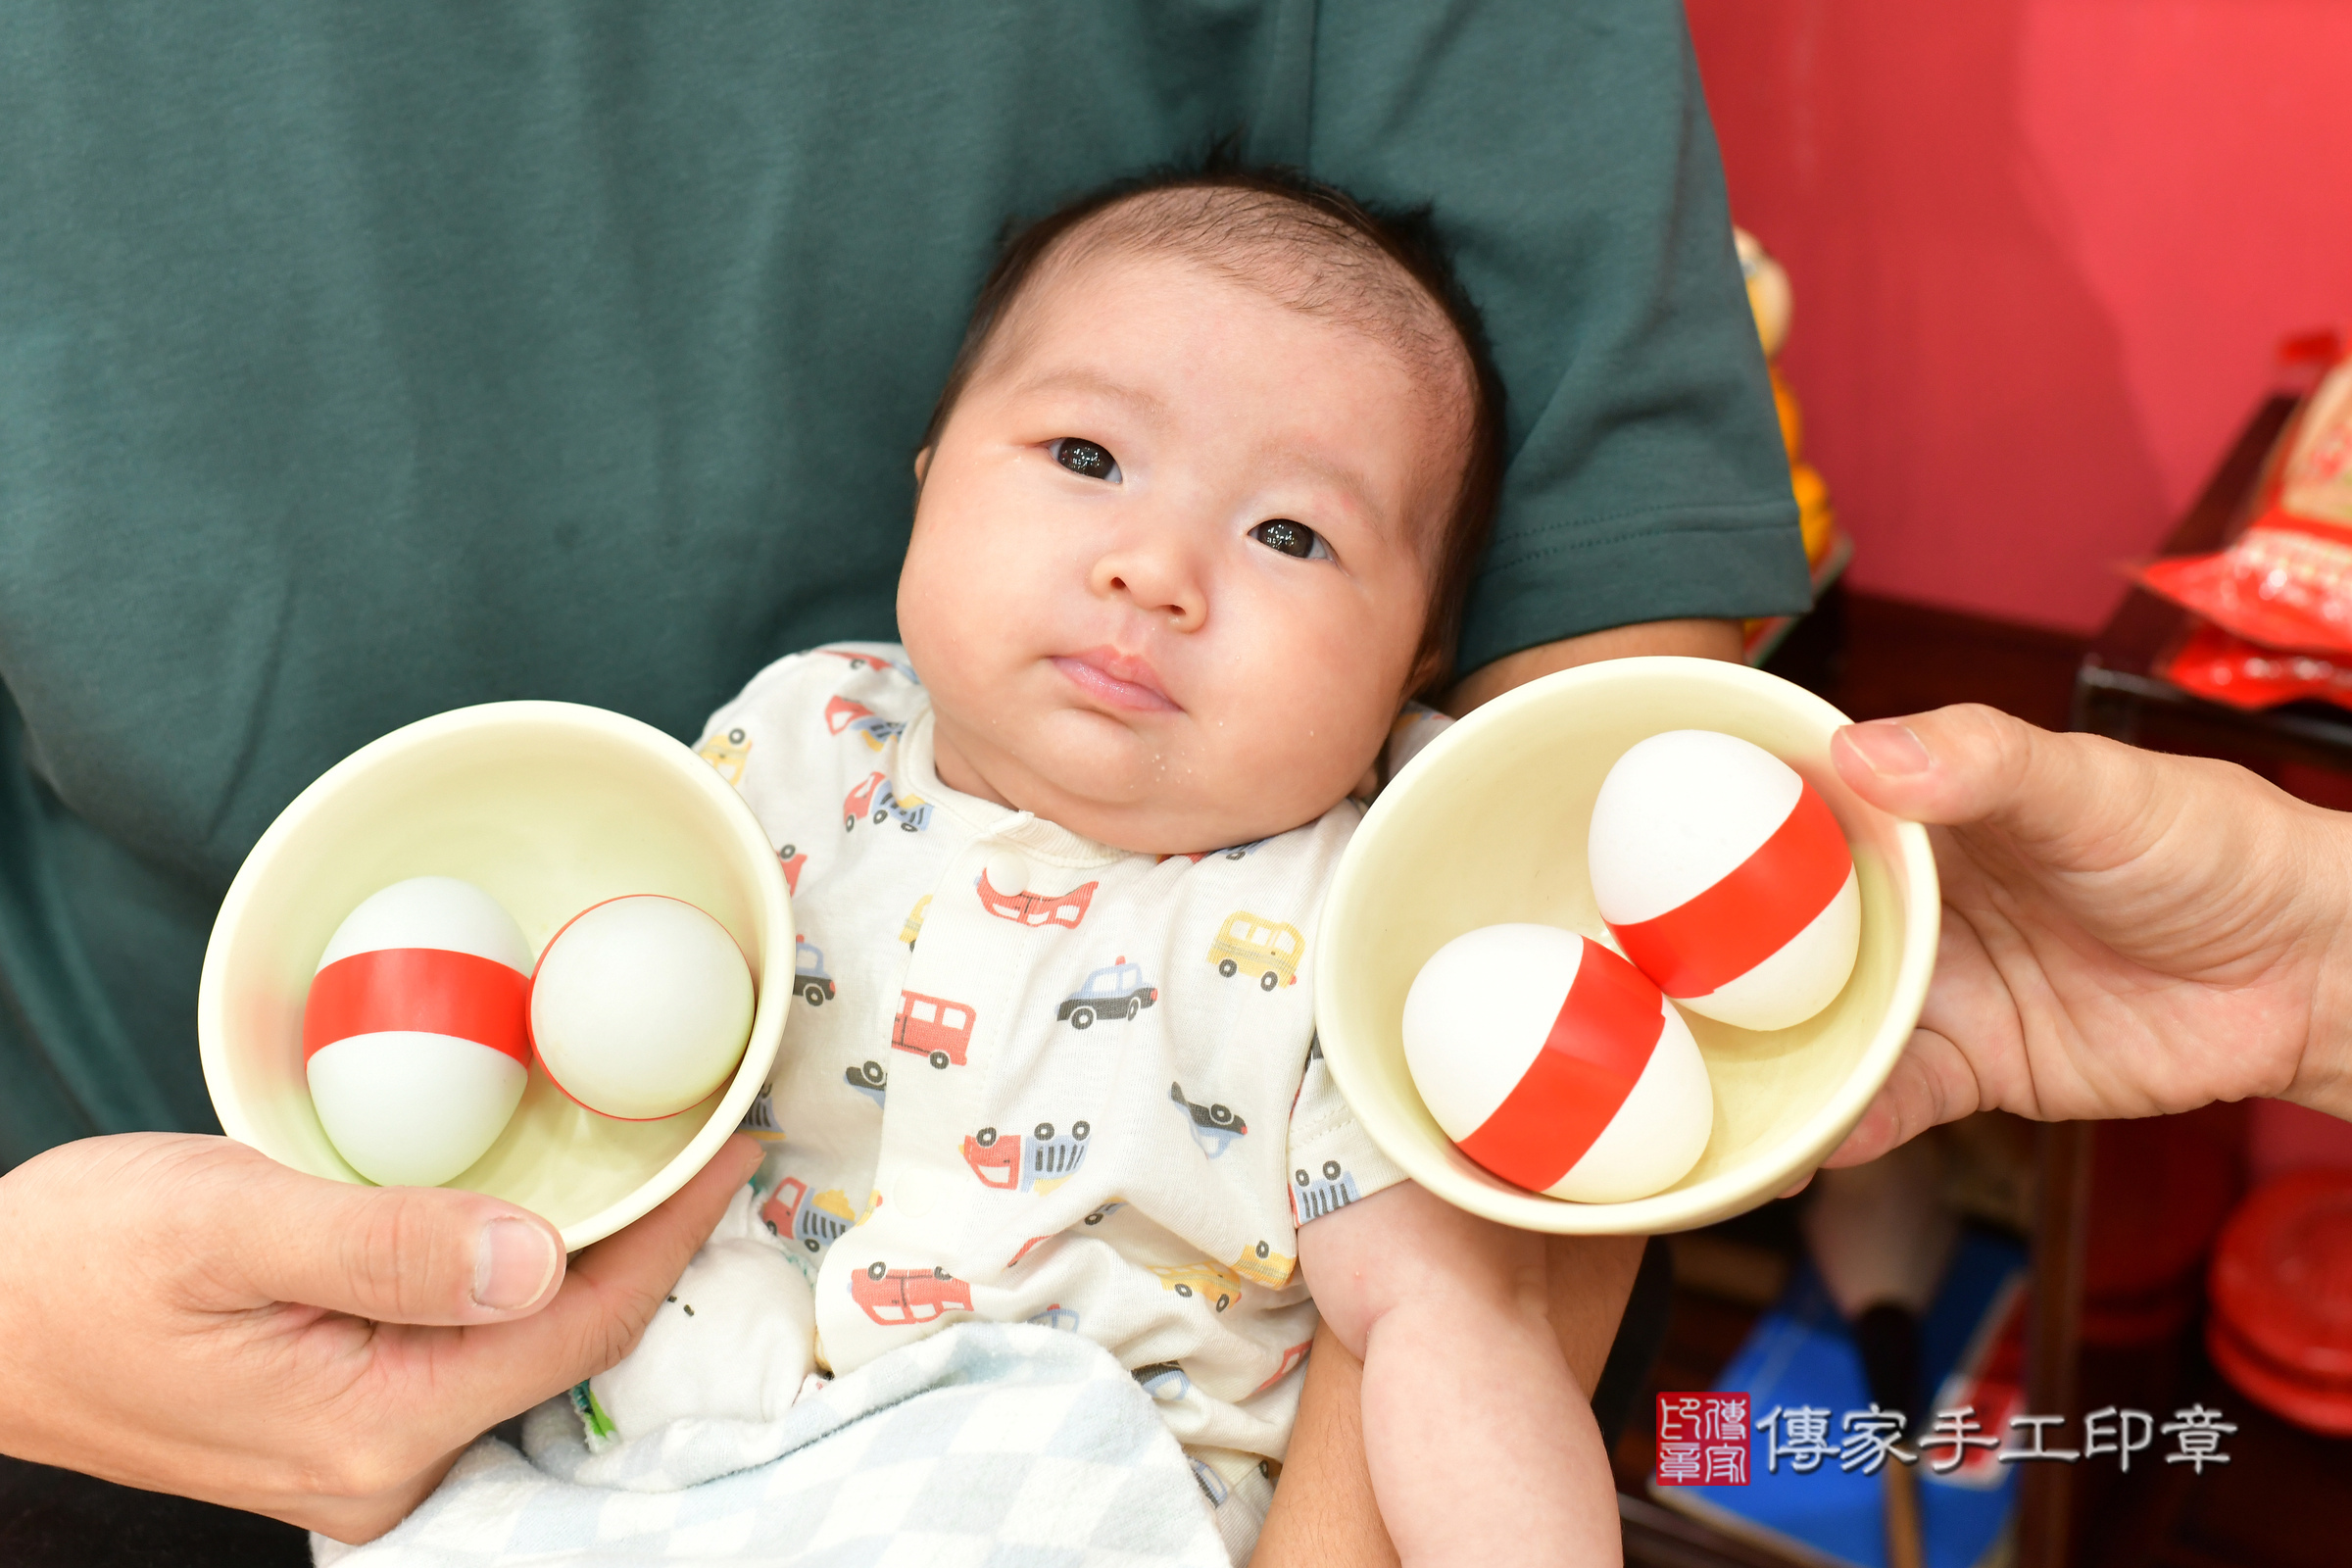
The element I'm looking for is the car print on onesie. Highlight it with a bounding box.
[1208,910,1302,991]
[1058,957,1157,1029]
[1233,1239,1295,1289]
[1158,837,1268,867]
[760,1177,856,1253]
[977,869,1097,929]
[1006,1199,1126,1269]
[1254,1340,1313,1396]
[812,646,907,679]
[961,1121,1091,1195]
[1152,1259,1245,1313]
[892,990,974,1069]
[1169,1082,1249,1157]
[1029,1302,1081,1332]
[739,1086,784,1143]
[696,727,752,785]
[794,935,835,1005]
[1291,1160,1361,1223]
[844,1058,888,1107]
[852,1262,972,1326]
[1134,1362,1192,1401]
[822,694,905,753]
[776,843,807,894]
[844,770,931,833]
[900,895,930,949]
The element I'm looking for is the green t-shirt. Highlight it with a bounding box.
[0,3,1806,1165]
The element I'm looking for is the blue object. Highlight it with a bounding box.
[1655,1230,2027,1568]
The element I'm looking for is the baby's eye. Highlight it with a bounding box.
[1250,518,1330,561]
[1052,438,1121,482]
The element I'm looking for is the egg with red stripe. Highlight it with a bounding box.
[1402,925,1712,1202]
[303,877,532,1187]
[1589,730,1860,1032]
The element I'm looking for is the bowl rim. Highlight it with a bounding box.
[197,699,791,1250]
[1312,656,1939,1235]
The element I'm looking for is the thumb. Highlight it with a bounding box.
[1831,703,2150,852]
[188,1143,564,1325]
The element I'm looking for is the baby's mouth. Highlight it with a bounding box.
[1052,648,1181,713]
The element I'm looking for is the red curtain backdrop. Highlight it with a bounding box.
[1685,0,2352,632]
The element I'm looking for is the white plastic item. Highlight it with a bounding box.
[530,895,756,1120]
[1588,729,1860,1032]
[303,876,531,1187]
[1402,924,1712,1203]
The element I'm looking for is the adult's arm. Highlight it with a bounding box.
[0,1131,761,1544]
[1825,705,2352,1166]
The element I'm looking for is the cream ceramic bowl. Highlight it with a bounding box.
[199,701,791,1250]
[1315,657,1937,1235]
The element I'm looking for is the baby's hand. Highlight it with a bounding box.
[586,1237,818,1443]
[1298,1184,1621,1567]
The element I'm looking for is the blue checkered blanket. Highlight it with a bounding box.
[316,1323,1230,1566]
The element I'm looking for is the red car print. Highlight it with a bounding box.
[960,1120,1091,1194]
[844,771,930,832]
[822,694,904,752]
[975,869,1098,929]
[850,1261,971,1325]
[843,771,886,829]
[760,1177,856,1253]
[777,842,807,894]
[892,991,975,1069]
[823,694,875,734]
[1253,1339,1313,1396]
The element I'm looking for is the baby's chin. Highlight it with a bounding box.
[934,705,1366,854]
[1007,749,1355,857]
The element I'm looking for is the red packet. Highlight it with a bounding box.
[2166,620,2352,712]
[2137,355,2352,655]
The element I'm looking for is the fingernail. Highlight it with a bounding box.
[473,1217,560,1311]
[1843,721,1931,777]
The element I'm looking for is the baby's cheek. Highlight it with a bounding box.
[1237,692,1385,816]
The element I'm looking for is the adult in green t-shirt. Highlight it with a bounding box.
[0,3,1805,1552]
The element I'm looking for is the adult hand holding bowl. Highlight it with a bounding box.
[201,700,792,1249]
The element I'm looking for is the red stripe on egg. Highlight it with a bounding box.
[1605,780,1848,999]
[1455,940,1665,1192]
[302,948,533,1065]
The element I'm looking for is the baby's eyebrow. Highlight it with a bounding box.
[1267,446,1390,540]
[1006,366,1168,416]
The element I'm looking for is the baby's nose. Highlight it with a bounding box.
[1093,543,1206,630]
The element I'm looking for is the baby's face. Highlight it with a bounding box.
[899,244,1463,854]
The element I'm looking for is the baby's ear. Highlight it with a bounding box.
[912,447,933,486]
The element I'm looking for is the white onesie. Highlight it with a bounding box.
[587,644,1412,1496]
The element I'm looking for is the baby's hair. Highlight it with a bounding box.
[921,151,1506,701]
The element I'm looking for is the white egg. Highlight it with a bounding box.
[1588,730,1860,1032]
[530,895,755,1120]
[303,876,532,1187]
[1402,924,1712,1203]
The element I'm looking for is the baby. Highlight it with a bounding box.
[586,166,1616,1564]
